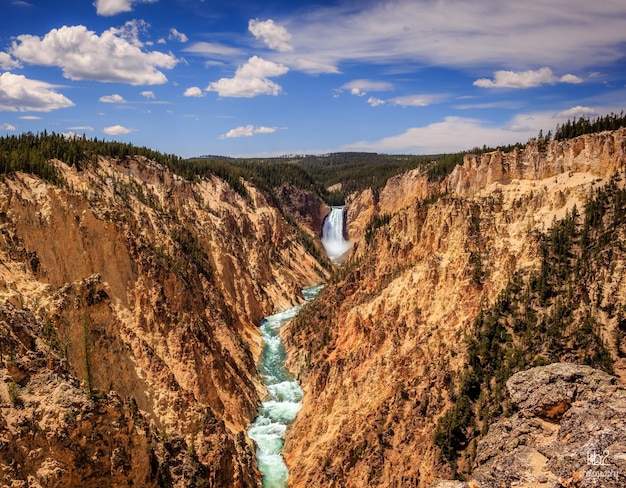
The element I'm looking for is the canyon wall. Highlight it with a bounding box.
[283,129,626,487]
[0,156,328,487]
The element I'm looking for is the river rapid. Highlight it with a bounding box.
[247,285,323,487]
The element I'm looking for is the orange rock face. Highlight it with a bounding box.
[0,156,327,487]
[283,129,626,487]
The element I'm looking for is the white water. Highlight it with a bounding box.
[321,207,352,263]
[248,285,323,488]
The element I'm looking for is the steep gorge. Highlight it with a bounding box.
[282,129,626,487]
[0,155,328,487]
[2,128,626,487]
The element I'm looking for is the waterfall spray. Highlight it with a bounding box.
[321,207,352,263]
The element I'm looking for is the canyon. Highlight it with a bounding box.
[0,155,327,486]
[0,127,625,487]
[282,128,626,487]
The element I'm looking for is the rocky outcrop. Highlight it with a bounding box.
[284,130,626,487]
[275,183,330,238]
[446,128,626,197]
[345,187,376,242]
[0,299,154,487]
[0,156,327,486]
[469,363,626,488]
[347,128,626,239]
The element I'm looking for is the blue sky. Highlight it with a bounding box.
[1,0,625,158]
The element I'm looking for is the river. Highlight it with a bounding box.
[248,207,349,486]
[247,285,323,487]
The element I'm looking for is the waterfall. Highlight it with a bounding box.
[248,285,323,488]
[321,207,352,263]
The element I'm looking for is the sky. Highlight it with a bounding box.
[1,0,625,158]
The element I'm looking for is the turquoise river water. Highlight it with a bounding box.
[247,285,323,487]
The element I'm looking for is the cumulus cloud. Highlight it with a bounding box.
[207,56,288,98]
[559,74,584,84]
[169,28,188,43]
[556,106,599,119]
[0,52,21,70]
[183,86,204,97]
[351,88,366,97]
[10,23,178,85]
[99,93,126,103]
[249,19,293,52]
[94,0,156,16]
[474,67,583,88]
[1,123,16,131]
[0,72,74,112]
[219,125,278,139]
[140,90,155,99]
[367,97,385,107]
[103,124,134,135]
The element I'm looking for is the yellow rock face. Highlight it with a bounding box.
[0,155,327,487]
[283,129,626,487]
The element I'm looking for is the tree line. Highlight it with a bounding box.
[554,111,626,141]
[0,131,183,184]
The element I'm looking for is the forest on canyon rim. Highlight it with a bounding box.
[0,113,626,487]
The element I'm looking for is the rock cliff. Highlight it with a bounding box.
[433,363,626,488]
[0,156,327,487]
[283,129,626,487]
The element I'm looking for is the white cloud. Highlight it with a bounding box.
[94,0,156,17]
[0,52,21,70]
[340,82,440,108]
[390,94,446,107]
[342,115,547,154]
[342,117,513,153]
[19,115,41,120]
[0,72,74,112]
[183,42,244,58]
[219,124,279,139]
[183,86,204,97]
[207,56,288,98]
[67,125,95,131]
[103,124,134,135]
[10,23,178,85]
[559,74,584,84]
[274,0,626,74]
[140,90,155,99]
[454,101,526,110]
[342,107,620,154]
[249,19,293,52]
[367,97,385,107]
[474,67,583,89]
[1,123,16,131]
[237,56,288,78]
[556,106,599,119]
[169,28,188,43]
[341,79,394,94]
[99,93,126,103]
[289,58,340,75]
